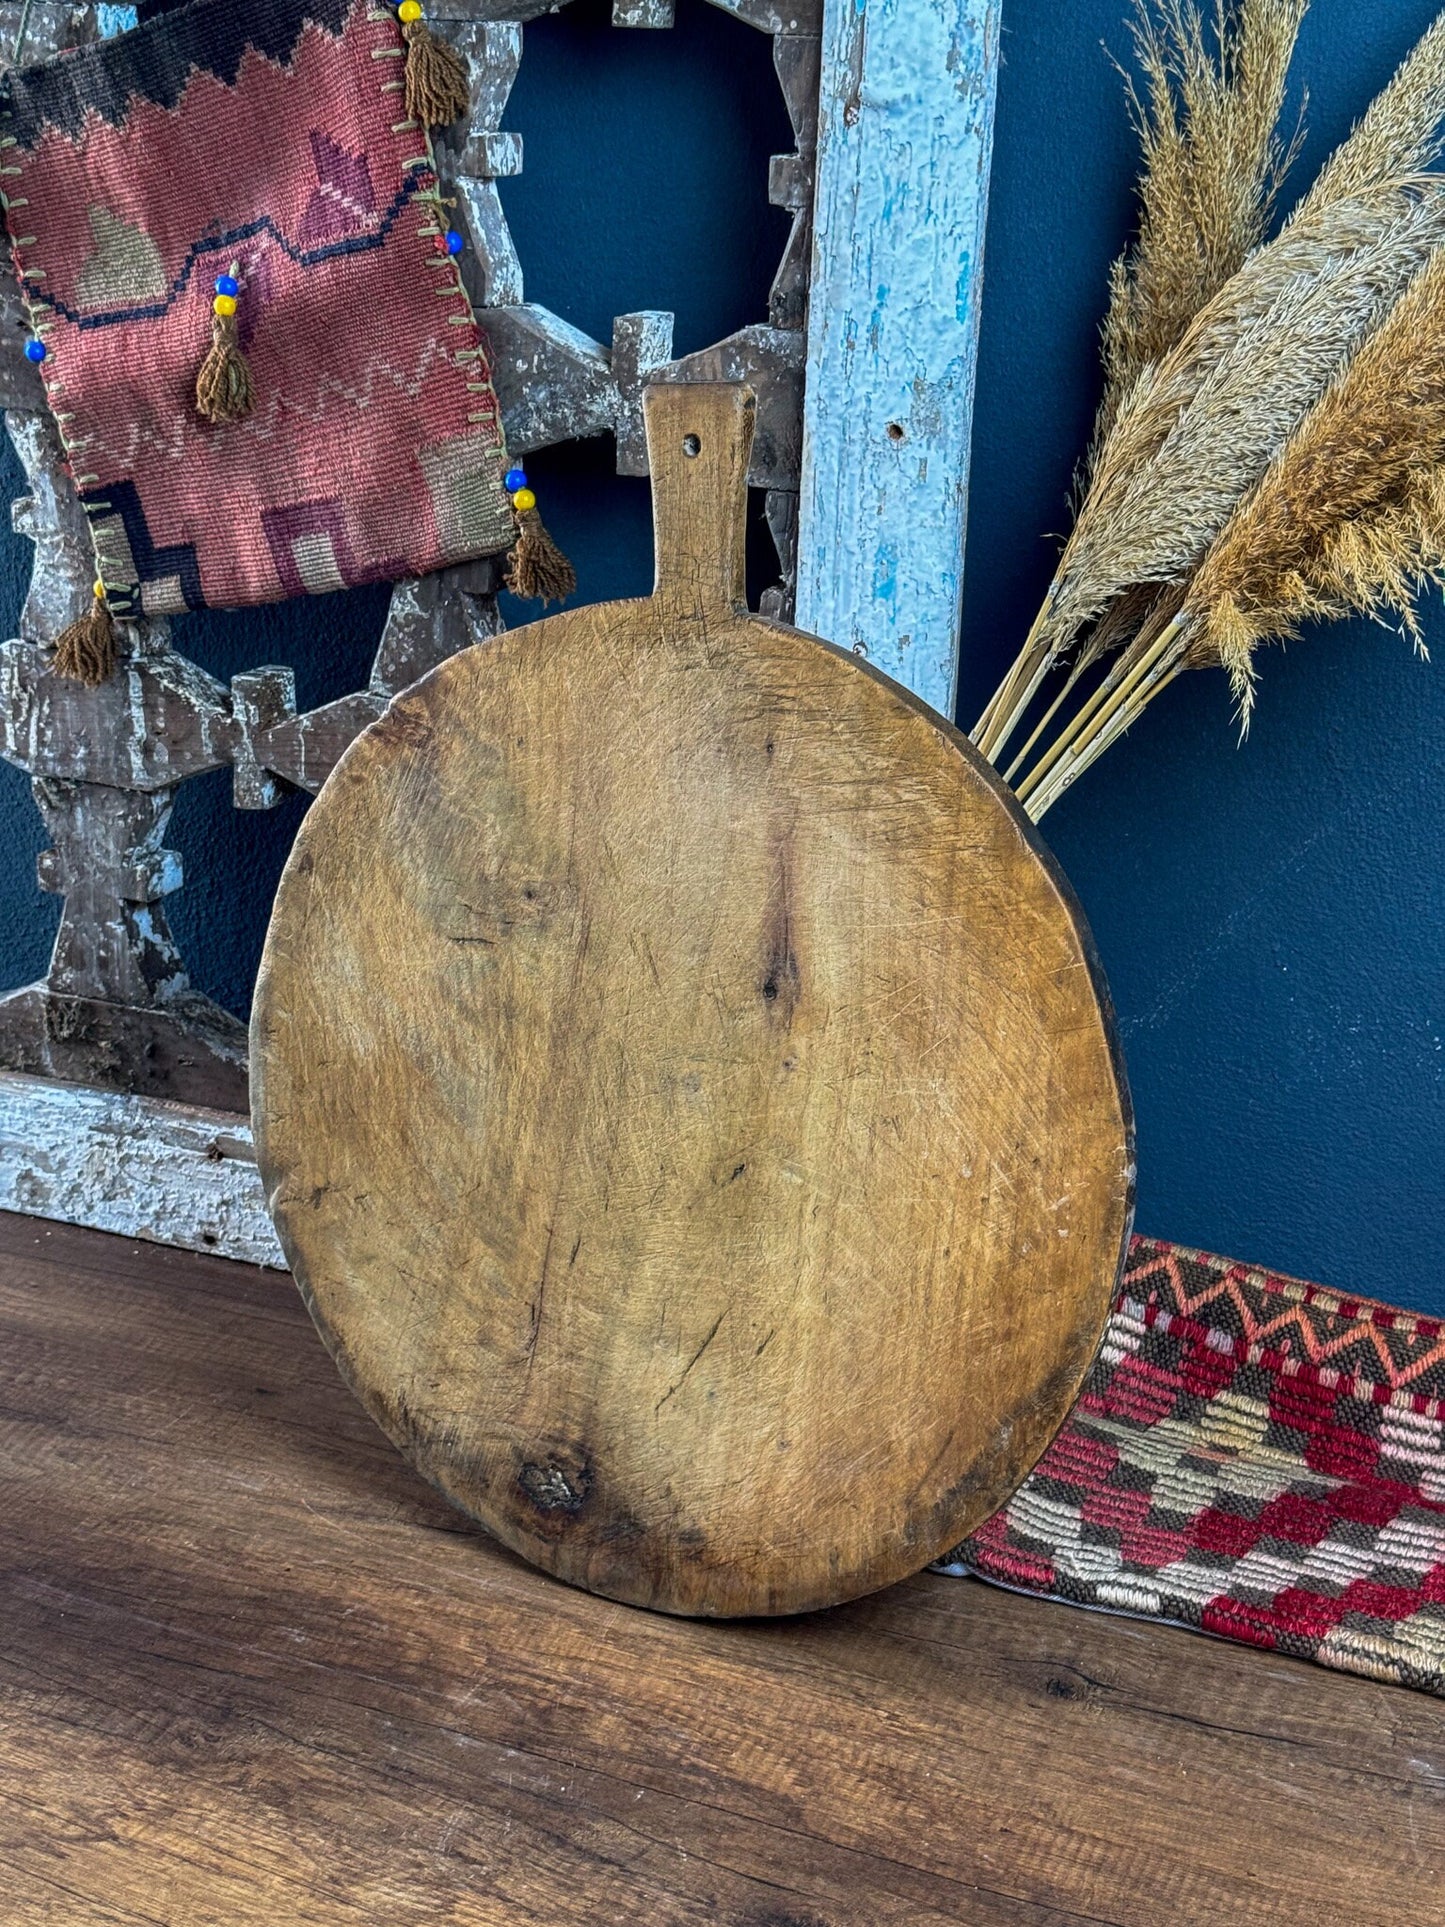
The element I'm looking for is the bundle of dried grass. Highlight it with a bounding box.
[1013,247,1445,816]
[976,0,1445,816]
[975,177,1445,756]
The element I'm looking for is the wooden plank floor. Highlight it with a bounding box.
[0,1214,1438,1926]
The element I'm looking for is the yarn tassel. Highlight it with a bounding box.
[53,587,117,687]
[195,307,253,425]
[506,505,576,605]
[403,14,470,128]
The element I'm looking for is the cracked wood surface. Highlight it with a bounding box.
[251,384,1133,1617]
[0,1211,1437,1925]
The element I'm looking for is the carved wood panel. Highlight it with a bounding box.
[0,0,820,1112]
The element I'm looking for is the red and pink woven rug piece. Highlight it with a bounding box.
[1,0,513,617]
[944,1236,1445,1698]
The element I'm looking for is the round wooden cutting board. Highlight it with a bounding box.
[252,383,1134,1618]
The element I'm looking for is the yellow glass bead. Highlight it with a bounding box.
[511,486,536,513]
[92,579,105,601]
[213,292,238,317]
[398,1,423,21]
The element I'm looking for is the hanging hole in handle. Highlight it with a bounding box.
[682,434,702,458]
[886,421,907,444]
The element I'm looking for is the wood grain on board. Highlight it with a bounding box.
[0,1214,1437,1927]
[253,383,1134,1618]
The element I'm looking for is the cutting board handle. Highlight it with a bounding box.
[644,381,757,617]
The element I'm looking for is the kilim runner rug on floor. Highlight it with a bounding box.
[939,1236,1445,1699]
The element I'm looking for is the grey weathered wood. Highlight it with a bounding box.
[611,310,677,475]
[0,982,250,1111]
[242,566,509,798]
[759,485,798,621]
[0,633,232,790]
[0,1070,282,1263]
[711,0,821,32]
[30,781,187,1007]
[6,411,94,640]
[0,290,47,410]
[437,19,525,313]
[0,0,94,66]
[439,17,525,130]
[230,668,296,811]
[487,302,620,452]
[613,0,674,24]
[456,176,524,306]
[369,559,506,695]
[430,0,570,19]
[765,28,819,333]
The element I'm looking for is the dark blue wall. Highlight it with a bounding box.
[0,0,1440,1311]
[963,0,1445,1312]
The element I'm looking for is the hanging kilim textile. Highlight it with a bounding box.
[942,1237,1445,1699]
[0,0,514,618]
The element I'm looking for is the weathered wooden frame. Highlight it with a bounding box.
[798,0,999,716]
[0,0,998,1258]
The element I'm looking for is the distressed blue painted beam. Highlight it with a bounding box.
[795,0,1000,719]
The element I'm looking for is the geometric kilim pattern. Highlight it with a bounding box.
[0,0,514,615]
[941,1236,1445,1700]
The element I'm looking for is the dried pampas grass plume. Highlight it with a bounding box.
[1093,0,1307,453]
[1184,244,1445,712]
[1061,182,1445,634]
[1296,8,1445,216]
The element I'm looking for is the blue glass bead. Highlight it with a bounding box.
[24,338,46,362]
[504,466,527,492]
[214,272,239,297]
[444,228,465,256]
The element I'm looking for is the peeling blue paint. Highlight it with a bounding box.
[956,259,975,324]
[797,0,1001,717]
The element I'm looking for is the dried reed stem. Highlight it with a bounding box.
[1015,613,1187,806]
[1002,670,1085,783]
[971,599,1055,758]
[1027,658,1187,819]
